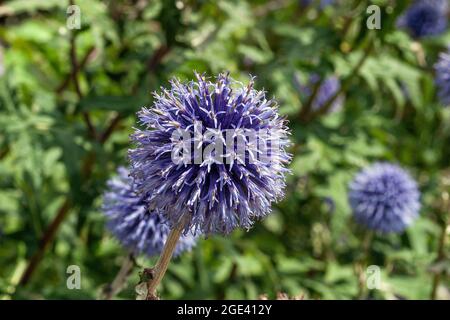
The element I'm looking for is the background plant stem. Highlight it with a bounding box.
[430,192,449,300]
[103,254,135,300]
[357,231,374,299]
[16,44,170,288]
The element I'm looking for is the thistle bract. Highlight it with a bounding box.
[348,163,420,233]
[435,48,450,106]
[102,167,197,257]
[398,0,448,38]
[129,73,291,235]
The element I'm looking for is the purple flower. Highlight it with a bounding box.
[435,48,450,106]
[349,163,421,233]
[299,74,343,113]
[323,197,336,215]
[129,72,291,235]
[299,0,334,9]
[102,167,197,257]
[398,0,448,38]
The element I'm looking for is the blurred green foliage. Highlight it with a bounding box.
[0,0,450,300]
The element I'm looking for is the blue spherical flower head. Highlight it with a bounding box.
[303,74,343,112]
[435,48,450,106]
[299,0,334,9]
[129,73,291,235]
[102,167,197,257]
[349,163,421,233]
[398,0,448,38]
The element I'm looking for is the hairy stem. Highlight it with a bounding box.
[146,222,185,300]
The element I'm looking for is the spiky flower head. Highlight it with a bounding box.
[435,48,450,106]
[299,0,334,8]
[302,74,343,113]
[129,72,291,235]
[348,163,421,233]
[102,167,197,257]
[398,0,448,38]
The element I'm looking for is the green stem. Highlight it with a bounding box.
[145,222,185,299]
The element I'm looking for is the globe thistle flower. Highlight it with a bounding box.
[300,0,334,9]
[102,167,197,257]
[129,72,291,235]
[348,163,421,233]
[398,0,448,39]
[435,48,450,106]
[300,74,343,113]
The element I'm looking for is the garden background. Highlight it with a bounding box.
[0,0,450,300]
